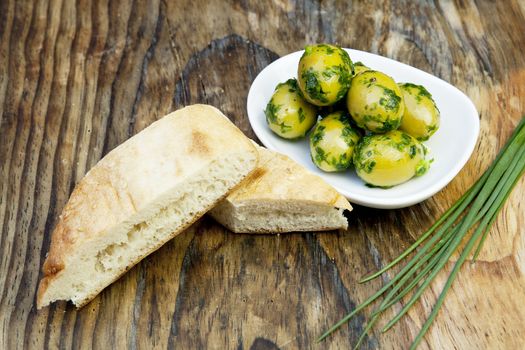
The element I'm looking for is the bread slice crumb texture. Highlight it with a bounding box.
[210,144,352,233]
[37,104,258,308]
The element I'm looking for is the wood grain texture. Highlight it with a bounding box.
[1,0,524,349]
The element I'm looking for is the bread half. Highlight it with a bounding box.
[209,144,352,233]
[37,104,258,308]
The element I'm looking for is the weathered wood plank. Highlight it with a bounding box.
[1,0,524,349]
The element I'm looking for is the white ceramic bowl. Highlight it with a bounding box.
[247,49,479,209]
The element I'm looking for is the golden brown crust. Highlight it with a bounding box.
[225,145,352,211]
[188,130,211,156]
[37,104,258,308]
[239,166,268,185]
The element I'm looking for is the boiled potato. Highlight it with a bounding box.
[298,44,354,106]
[353,130,430,187]
[265,78,317,139]
[347,70,405,133]
[310,111,361,172]
[399,83,440,141]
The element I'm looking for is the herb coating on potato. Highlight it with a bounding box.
[347,70,405,133]
[353,130,430,187]
[298,44,354,106]
[398,83,440,141]
[265,78,318,139]
[309,111,361,172]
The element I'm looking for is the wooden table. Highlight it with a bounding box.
[1,0,524,349]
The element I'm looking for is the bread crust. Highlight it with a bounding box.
[37,104,258,308]
[214,146,352,210]
[210,144,352,234]
[225,145,351,210]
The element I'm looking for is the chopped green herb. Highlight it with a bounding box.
[303,45,313,56]
[314,146,328,163]
[422,143,429,156]
[426,124,438,134]
[335,111,349,122]
[276,78,299,93]
[378,85,402,111]
[341,125,359,147]
[298,107,305,123]
[401,82,433,100]
[317,44,335,55]
[322,67,336,79]
[415,159,430,176]
[302,69,329,104]
[310,125,326,146]
[265,101,280,124]
[339,49,354,74]
[409,145,417,158]
[362,159,376,173]
[278,122,292,134]
[375,118,400,133]
[392,132,413,151]
[329,152,351,171]
[335,66,351,100]
[319,64,351,101]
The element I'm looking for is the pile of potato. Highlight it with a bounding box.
[264,44,440,188]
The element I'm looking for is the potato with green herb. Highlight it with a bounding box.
[265,78,317,139]
[310,111,361,172]
[298,44,354,106]
[398,83,440,141]
[347,70,405,133]
[353,130,430,187]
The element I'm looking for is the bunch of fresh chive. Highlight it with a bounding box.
[318,116,525,349]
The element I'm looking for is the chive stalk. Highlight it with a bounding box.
[318,117,525,347]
